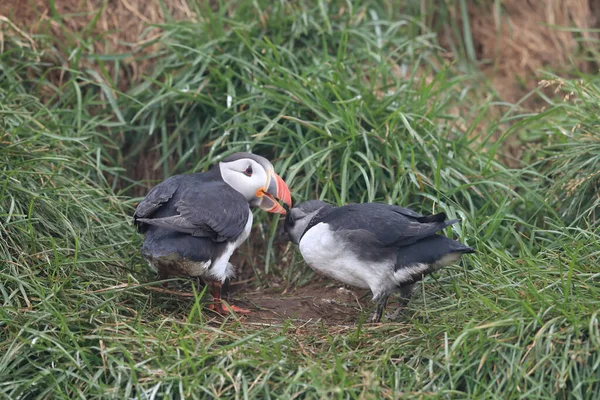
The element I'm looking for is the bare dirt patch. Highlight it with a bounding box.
[232,282,372,326]
[142,277,378,326]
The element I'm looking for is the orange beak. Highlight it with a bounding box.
[258,171,292,214]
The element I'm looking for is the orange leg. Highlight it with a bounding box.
[158,271,169,288]
[207,281,250,314]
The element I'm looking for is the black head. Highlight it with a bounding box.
[220,152,274,173]
[283,200,332,244]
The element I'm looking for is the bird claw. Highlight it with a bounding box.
[369,304,407,323]
[387,309,402,321]
[369,312,383,324]
[387,304,408,321]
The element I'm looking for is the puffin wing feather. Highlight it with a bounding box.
[322,203,457,248]
[133,175,182,232]
[136,180,250,242]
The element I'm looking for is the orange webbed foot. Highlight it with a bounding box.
[208,302,251,315]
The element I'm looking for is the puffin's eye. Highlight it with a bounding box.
[243,166,253,177]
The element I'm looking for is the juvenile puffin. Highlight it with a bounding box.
[283,200,474,322]
[134,152,292,314]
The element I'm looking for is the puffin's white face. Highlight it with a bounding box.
[218,154,292,214]
[220,158,268,201]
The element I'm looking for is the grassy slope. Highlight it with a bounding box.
[1,1,599,398]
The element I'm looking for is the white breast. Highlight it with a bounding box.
[207,211,253,282]
[298,222,396,300]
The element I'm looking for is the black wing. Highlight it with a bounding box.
[134,175,182,231]
[387,205,424,219]
[134,177,250,242]
[387,205,448,223]
[323,203,457,248]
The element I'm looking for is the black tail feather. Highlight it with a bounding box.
[416,212,447,223]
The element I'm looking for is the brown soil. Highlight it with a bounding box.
[231,282,372,326]
[141,277,383,325]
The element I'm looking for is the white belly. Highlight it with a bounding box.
[298,223,395,300]
[208,212,253,282]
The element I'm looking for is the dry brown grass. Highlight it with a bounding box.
[0,0,197,90]
[464,0,599,103]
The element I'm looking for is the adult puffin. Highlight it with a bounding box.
[134,152,291,314]
[283,200,474,322]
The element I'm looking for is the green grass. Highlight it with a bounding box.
[1,1,599,398]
